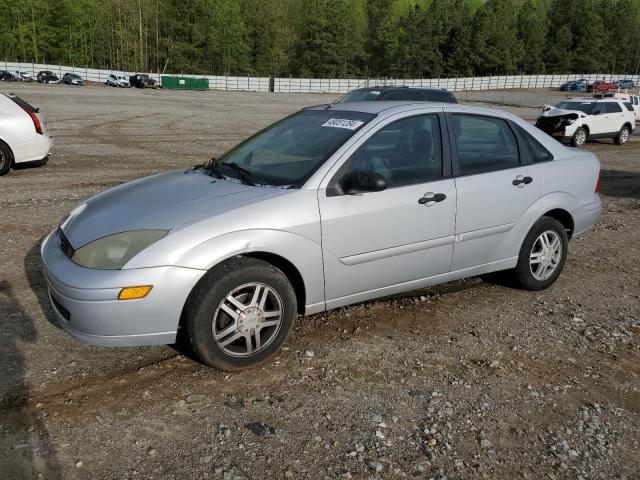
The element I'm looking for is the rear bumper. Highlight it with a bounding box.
[41,229,206,346]
[572,199,603,238]
[13,134,54,164]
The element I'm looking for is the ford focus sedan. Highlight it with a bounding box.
[42,102,602,370]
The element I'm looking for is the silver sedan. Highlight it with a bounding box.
[42,101,602,370]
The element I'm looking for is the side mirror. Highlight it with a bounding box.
[342,170,387,194]
[592,111,602,116]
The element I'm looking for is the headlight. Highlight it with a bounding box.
[71,230,168,269]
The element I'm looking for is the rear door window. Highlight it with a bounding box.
[451,115,520,175]
[605,102,622,113]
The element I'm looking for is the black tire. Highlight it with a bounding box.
[512,217,569,291]
[0,141,13,176]
[570,127,587,147]
[614,125,630,145]
[186,257,297,371]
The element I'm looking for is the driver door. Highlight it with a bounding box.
[318,112,456,308]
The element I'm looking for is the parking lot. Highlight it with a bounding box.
[1,84,639,479]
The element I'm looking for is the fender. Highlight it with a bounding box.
[512,191,578,252]
[174,229,325,314]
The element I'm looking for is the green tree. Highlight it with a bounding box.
[242,0,288,75]
[471,0,523,75]
[293,0,366,77]
[203,0,249,74]
[517,0,547,73]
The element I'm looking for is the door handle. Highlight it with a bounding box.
[512,176,533,187]
[418,193,446,205]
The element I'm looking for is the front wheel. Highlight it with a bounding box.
[614,125,630,145]
[186,257,297,371]
[570,127,587,147]
[512,217,568,291]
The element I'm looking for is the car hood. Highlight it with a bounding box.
[539,105,586,118]
[62,169,287,248]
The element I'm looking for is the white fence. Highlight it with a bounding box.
[3,61,639,93]
[3,61,270,92]
[275,73,640,93]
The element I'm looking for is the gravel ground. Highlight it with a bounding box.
[0,84,638,480]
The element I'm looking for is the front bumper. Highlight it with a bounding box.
[535,116,580,143]
[41,229,206,346]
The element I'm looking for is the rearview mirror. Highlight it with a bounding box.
[342,170,387,194]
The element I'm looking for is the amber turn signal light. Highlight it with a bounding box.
[118,285,153,300]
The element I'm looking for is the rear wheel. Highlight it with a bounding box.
[614,125,630,145]
[512,217,568,291]
[570,127,587,147]
[0,142,12,176]
[186,257,297,371]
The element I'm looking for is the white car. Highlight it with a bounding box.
[0,94,54,176]
[106,74,130,88]
[15,71,33,82]
[536,97,636,147]
[615,93,640,121]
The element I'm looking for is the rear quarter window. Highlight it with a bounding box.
[623,102,634,112]
[513,124,554,163]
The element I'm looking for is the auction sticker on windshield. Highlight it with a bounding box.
[321,118,365,130]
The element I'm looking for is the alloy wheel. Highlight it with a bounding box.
[212,282,283,357]
[529,230,562,281]
[620,128,629,143]
[575,129,586,146]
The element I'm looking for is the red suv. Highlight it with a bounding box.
[590,81,617,92]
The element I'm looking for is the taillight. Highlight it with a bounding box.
[19,105,43,134]
[594,173,601,193]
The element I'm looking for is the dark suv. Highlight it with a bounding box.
[336,86,457,104]
[37,71,59,84]
[0,70,17,82]
[129,74,158,89]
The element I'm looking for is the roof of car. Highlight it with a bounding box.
[566,97,623,102]
[352,85,449,92]
[305,101,505,117]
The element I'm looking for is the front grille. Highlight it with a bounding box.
[59,228,75,259]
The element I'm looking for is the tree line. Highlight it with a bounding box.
[1,0,639,78]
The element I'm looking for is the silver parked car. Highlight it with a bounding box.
[0,94,54,176]
[42,102,602,370]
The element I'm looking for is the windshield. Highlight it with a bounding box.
[336,90,383,103]
[217,110,375,187]
[555,101,594,113]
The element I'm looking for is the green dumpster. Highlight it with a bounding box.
[161,76,208,90]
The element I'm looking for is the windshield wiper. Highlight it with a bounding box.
[193,157,224,179]
[223,162,256,186]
